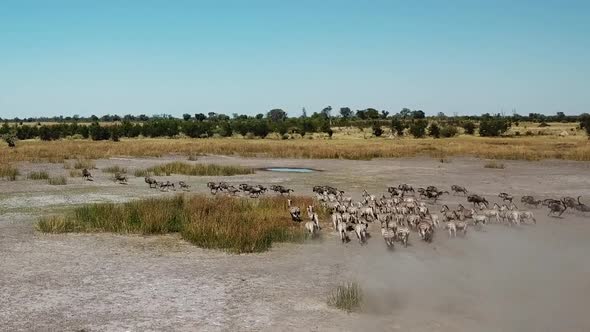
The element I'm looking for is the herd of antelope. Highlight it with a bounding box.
[291,184,589,250]
[81,167,588,250]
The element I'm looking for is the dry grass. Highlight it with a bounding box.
[102,165,127,174]
[27,171,50,180]
[0,165,19,181]
[69,169,83,177]
[484,161,505,169]
[47,176,67,185]
[133,168,149,177]
[327,282,363,312]
[37,195,326,253]
[1,136,589,166]
[145,162,253,176]
[64,159,96,170]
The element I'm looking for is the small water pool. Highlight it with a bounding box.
[264,167,316,173]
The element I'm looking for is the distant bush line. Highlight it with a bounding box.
[2,108,588,141]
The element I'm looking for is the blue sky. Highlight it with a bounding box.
[0,0,588,118]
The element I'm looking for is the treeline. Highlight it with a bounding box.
[1,108,589,142]
[1,107,588,124]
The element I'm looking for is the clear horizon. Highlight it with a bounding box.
[1,0,589,119]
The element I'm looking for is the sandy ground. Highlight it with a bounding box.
[1,156,590,332]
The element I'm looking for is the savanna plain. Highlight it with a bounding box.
[1,133,590,332]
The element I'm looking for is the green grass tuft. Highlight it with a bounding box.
[37,195,324,253]
[327,282,363,312]
[146,162,253,176]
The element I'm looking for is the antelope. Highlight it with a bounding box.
[82,168,93,181]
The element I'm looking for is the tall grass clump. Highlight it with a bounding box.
[63,159,96,170]
[102,165,127,174]
[147,162,253,176]
[37,195,324,253]
[0,165,19,181]
[48,176,67,185]
[69,169,83,177]
[133,168,149,177]
[327,282,363,312]
[483,161,505,169]
[27,171,50,180]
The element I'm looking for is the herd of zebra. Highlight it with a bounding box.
[80,167,589,249]
[286,184,589,249]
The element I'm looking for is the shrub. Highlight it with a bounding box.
[462,121,476,135]
[27,171,50,180]
[440,125,458,138]
[3,133,16,147]
[390,117,406,136]
[327,282,363,312]
[428,122,440,138]
[538,121,550,127]
[372,123,383,137]
[48,176,67,185]
[37,195,325,253]
[479,117,511,137]
[580,115,590,138]
[408,119,428,138]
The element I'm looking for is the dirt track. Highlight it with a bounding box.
[1,156,590,331]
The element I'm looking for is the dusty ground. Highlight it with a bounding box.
[1,156,590,332]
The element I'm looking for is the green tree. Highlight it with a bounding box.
[183,113,192,121]
[267,109,287,122]
[339,107,353,119]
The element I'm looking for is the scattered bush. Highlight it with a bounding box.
[428,122,440,138]
[37,195,325,253]
[479,117,511,137]
[390,117,406,136]
[27,171,50,180]
[462,121,476,135]
[580,115,590,138]
[327,282,363,312]
[440,125,458,138]
[48,176,67,185]
[372,123,383,137]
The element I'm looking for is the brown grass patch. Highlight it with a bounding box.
[1,136,589,166]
